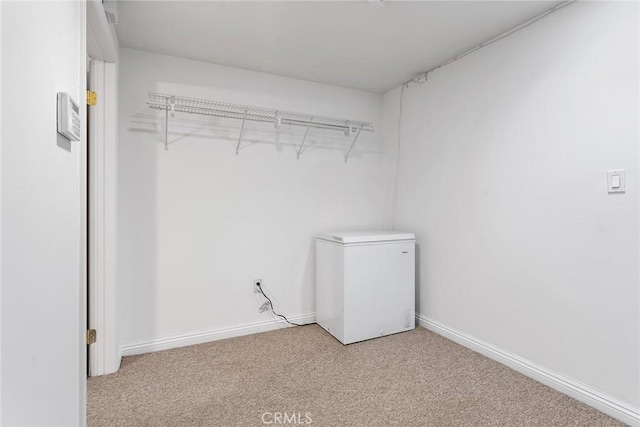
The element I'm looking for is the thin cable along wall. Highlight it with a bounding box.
[147,92,375,161]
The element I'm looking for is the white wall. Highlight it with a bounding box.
[1,1,86,426]
[0,0,3,422]
[118,48,390,349]
[387,0,639,416]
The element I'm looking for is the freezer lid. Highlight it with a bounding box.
[317,230,415,244]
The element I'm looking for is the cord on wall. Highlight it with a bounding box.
[388,0,576,229]
[407,1,576,85]
[256,282,306,327]
[389,82,407,230]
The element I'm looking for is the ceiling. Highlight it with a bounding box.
[116,1,562,93]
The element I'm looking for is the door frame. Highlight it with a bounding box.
[88,59,119,376]
[87,0,119,376]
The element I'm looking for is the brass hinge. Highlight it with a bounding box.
[87,90,97,106]
[86,329,97,345]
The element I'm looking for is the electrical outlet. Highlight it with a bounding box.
[254,279,262,294]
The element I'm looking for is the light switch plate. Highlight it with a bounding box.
[607,170,626,193]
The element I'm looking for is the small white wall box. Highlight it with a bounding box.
[57,92,81,141]
[316,231,416,344]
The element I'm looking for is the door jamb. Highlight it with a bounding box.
[88,59,119,376]
[87,0,119,376]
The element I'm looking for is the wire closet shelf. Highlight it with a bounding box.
[147,92,375,161]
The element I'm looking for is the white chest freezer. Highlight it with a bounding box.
[316,230,416,344]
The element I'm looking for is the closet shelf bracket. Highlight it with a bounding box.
[235,110,248,155]
[164,97,169,151]
[297,126,311,160]
[344,127,363,163]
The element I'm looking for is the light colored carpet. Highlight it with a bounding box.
[88,325,625,426]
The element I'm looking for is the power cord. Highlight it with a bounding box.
[256,282,305,327]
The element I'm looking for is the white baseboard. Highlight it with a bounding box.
[416,315,640,427]
[121,313,316,357]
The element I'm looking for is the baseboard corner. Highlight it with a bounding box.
[415,314,640,427]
